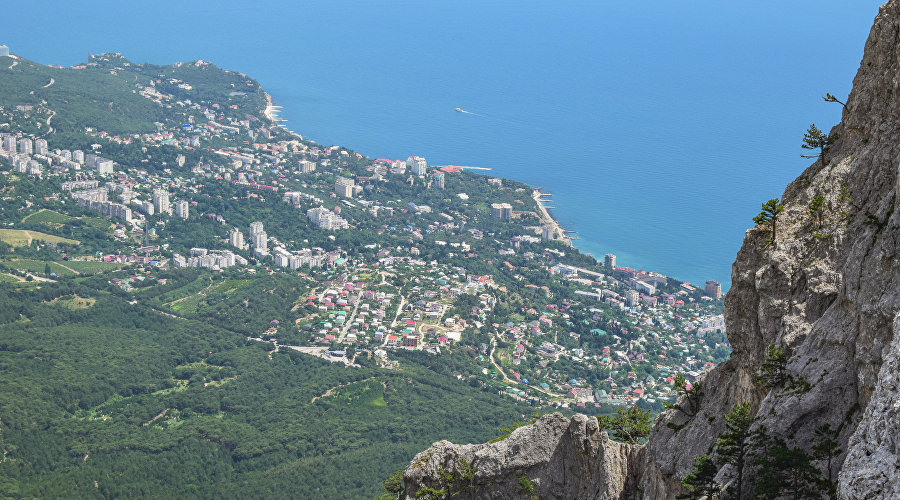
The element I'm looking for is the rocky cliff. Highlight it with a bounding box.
[401,2,900,498]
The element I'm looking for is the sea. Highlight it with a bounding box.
[1,1,884,288]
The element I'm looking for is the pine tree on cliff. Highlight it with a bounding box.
[716,403,760,500]
[753,437,824,499]
[801,123,838,167]
[598,405,653,444]
[678,450,721,500]
[753,199,783,244]
[823,92,846,109]
[812,424,842,497]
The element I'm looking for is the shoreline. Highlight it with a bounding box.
[531,189,572,246]
[263,92,280,122]
[260,94,579,252]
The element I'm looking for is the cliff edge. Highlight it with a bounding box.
[401,1,900,498]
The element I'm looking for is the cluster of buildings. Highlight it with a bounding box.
[2,136,47,176]
[66,182,133,222]
[307,207,349,230]
[172,248,247,270]
[2,58,736,412]
[85,154,115,175]
[271,247,325,270]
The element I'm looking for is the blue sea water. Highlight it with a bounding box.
[1,1,884,288]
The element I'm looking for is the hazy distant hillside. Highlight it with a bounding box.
[0,52,266,136]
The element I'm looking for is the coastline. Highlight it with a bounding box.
[263,92,280,123]
[531,189,572,246]
[261,94,579,252]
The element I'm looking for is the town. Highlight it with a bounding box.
[0,50,727,413]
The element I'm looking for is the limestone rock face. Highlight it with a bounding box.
[400,414,636,500]
[837,314,900,499]
[401,2,900,498]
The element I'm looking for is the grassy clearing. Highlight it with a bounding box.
[321,380,388,408]
[0,229,80,247]
[79,216,114,231]
[0,273,38,287]
[167,279,251,314]
[3,259,76,276]
[62,260,129,274]
[53,295,97,310]
[21,209,75,226]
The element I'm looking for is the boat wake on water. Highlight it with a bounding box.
[455,107,483,117]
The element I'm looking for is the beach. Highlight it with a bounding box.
[532,189,572,246]
[263,93,280,122]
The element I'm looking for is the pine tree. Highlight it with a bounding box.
[753,199,783,244]
[757,344,787,388]
[812,424,841,496]
[801,124,838,167]
[664,375,703,417]
[754,438,824,499]
[598,406,653,444]
[808,195,827,228]
[823,93,846,108]
[715,403,759,500]
[678,452,720,500]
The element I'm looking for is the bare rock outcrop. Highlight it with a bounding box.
[401,2,900,498]
[401,414,636,499]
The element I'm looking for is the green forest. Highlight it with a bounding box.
[0,280,525,498]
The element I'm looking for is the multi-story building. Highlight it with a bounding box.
[61,180,99,191]
[433,172,445,189]
[625,289,640,307]
[72,150,85,164]
[0,45,9,57]
[33,139,48,155]
[249,221,264,240]
[604,253,616,269]
[18,138,32,156]
[252,231,268,255]
[25,161,42,176]
[490,202,513,220]
[298,160,316,173]
[172,249,246,270]
[391,160,407,174]
[407,155,427,176]
[634,280,657,296]
[229,228,245,250]
[72,187,108,202]
[175,200,189,219]
[307,207,349,230]
[335,177,355,198]
[1,135,16,153]
[152,189,171,215]
[541,225,554,240]
[73,187,132,222]
[704,280,722,299]
[85,154,114,174]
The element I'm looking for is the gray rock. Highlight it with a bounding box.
[401,413,637,500]
[837,313,900,499]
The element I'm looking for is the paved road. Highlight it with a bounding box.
[337,291,363,342]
